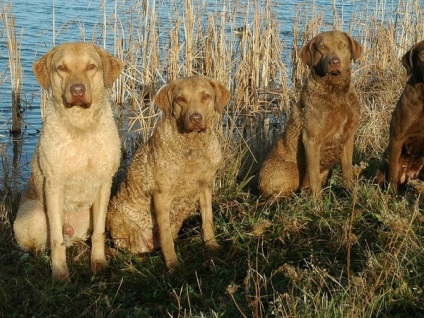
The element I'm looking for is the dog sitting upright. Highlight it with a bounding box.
[259,30,362,199]
[376,40,424,192]
[107,76,230,271]
[13,43,122,282]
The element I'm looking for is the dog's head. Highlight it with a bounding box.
[33,42,122,109]
[154,76,231,133]
[402,40,424,83]
[300,30,362,78]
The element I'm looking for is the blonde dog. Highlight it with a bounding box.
[13,42,122,281]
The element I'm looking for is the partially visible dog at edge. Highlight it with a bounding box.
[107,76,230,271]
[376,40,424,192]
[258,30,362,199]
[13,42,122,282]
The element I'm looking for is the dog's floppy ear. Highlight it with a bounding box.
[96,47,122,88]
[401,46,414,75]
[154,82,174,118]
[208,78,231,114]
[33,50,54,90]
[299,37,316,67]
[346,33,362,62]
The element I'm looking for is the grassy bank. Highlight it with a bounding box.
[1,0,423,317]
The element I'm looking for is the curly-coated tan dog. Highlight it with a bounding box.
[259,30,362,199]
[107,76,230,270]
[376,40,424,192]
[13,42,122,281]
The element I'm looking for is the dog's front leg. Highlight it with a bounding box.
[303,133,321,199]
[153,192,181,271]
[341,135,354,188]
[90,182,111,274]
[388,137,403,193]
[45,181,69,282]
[199,186,220,251]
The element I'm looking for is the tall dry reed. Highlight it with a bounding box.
[29,0,422,187]
[0,0,22,134]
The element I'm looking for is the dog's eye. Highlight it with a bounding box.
[319,44,326,50]
[87,64,96,71]
[56,65,66,72]
[202,94,211,101]
[176,96,186,104]
[340,42,347,48]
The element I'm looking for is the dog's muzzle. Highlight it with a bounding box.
[67,84,91,108]
[328,56,342,76]
[188,112,206,132]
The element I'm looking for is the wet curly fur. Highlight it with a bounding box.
[13,42,122,282]
[107,76,230,270]
[258,30,362,199]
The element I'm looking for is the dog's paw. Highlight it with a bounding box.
[342,178,354,191]
[205,239,221,252]
[166,257,182,272]
[52,266,70,282]
[91,258,108,274]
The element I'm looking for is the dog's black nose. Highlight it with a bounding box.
[70,84,86,97]
[189,112,203,124]
[329,57,341,66]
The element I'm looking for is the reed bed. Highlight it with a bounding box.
[94,0,424,161]
[0,0,423,317]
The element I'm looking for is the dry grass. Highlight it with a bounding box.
[0,0,423,317]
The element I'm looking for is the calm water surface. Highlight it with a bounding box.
[0,0,395,186]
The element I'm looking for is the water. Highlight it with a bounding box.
[0,0,402,188]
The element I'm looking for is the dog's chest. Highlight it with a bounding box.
[154,133,221,190]
[302,86,359,168]
[177,142,221,181]
[44,133,118,174]
[38,122,120,209]
[314,90,358,138]
[330,114,349,139]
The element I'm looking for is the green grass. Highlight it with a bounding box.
[1,172,423,317]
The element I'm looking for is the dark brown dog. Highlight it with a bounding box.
[259,30,362,199]
[376,40,424,192]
